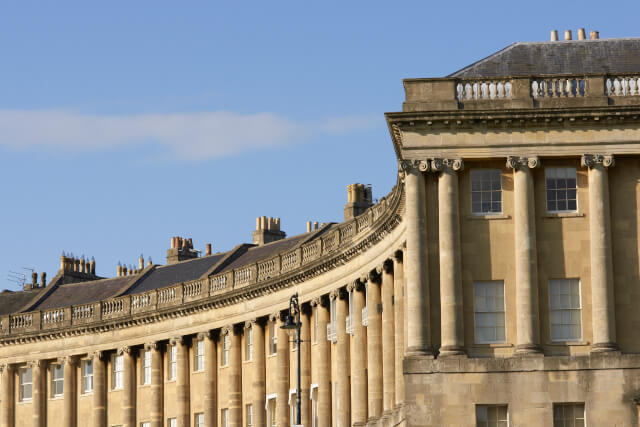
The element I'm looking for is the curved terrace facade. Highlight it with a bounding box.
[4,31,640,427]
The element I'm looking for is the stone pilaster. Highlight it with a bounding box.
[507,156,542,354]
[61,356,78,427]
[92,351,106,427]
[432,158,466,356]
[401,159,433,355]
[393,251,405,406]
[349,279,367,425]
[145,342,164,427]
[367,270,383,422]
[119,346,136,427]
[381,259,396,414]
[311,297,331,427]
[203,331,218,427]
[300,304,312,427]
[332,288,351,426]
[248,319,265,427]
[28,360,45,427]
[1,364,14,427]
[582,154,618,352]
[224,325,242,427]
[273,313,289,427]
[170,337,190,427]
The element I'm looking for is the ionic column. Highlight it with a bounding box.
[170,337,190,427]
[311,297,331,427]
[1,364,15,427]
[274,313,289,427]
[92,351,106,427]
[146,343,164,427]
[331,288,350,426]
[300,305,312,427]
[203,331,218,427]
[119,346,136,427]
[381,259,396,414]
[432,158,466,356]
[62,356,78,427]
[392,251,405,406]
[348,280,367,426]
[582,154,617,352]
[30,360,44,427]
[367,270,383,421]
[507,156,542,354]
[248,320,265,427]
[400,160,432,355]
[226,326,242,427]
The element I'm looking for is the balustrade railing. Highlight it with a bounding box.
[183,280,202,298]
[606,76,640,96]
[210,274,228,293]
[301,241,321,264]
[456,80,512,101]
[257,258,278,281]
[11,313,33,330]
[234,267,252,287]
[132,293,153,310]
[42,309,65,326]
[158,286,179,305]
[72,304,94,321]
[281,250,299,272]
[531,77,586,98]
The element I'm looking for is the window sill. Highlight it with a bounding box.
[470,343,513,348]
[139,383,151,388]
[110,387,123,392]
[467,213,511,220]
[242,359,253,364]
[192,369,205,374]
[17,399,32,405]
[546,341,590,346]
[80,391,93,396]
[543,212,584,218]
[165,379,176,383]
[49,395,63,400]
[267,353,277,358]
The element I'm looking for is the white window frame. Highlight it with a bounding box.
[246,403,253,427]
[19,367,32,401]
[82,359,93,394]
[113,354,124,390]
[221,408,229,427]
[167,418,177,427]
[310,384,319,427]
[168,345,177,381]
[266,394,277,427]
[222,333,231,366]
[549,279,582,342]
[142,350,152,385]
[245,326,253,361]
[194,413,204,427]
[473,281,506,344]
[51,363,64,397]
[289,389,298,427]
[553,402,585,426]
[194,339,205,372]
[476,404,509,427]
[471,168,503,215]
[140,422,151,427]
[269,322,277,356]
[313,306,318,344]
[545,167,578,213]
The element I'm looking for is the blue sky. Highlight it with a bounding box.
[1,1,638,288]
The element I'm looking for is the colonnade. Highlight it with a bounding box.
[402,154,618,357]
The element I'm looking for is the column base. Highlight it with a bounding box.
[515,344,543,356]
[406,346,434,357]
[438,345,466,357]
[591,342,618,353]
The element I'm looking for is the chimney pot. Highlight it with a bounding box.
[256,217,261,230]
[564,30,572,40]
[206,243,212,256]
[314,221,319,230]
[139,254,144,270]
[306,221,312,233]
[148,256,152,266]
[550,30,559,41]
[578,28,586,40]
[41,272,46,287]
[32,272,37,286]
[590,30,599,40]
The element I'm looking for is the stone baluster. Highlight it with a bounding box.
[30,360,45,427]
[62,356,78,427]
[331,288,350,426]
[146,342,164,427]
[348,279,367,426]
[1,364,14,427]
[226,325,242,427]
[119,346,136,427]
[400,160,432,355]
[432,158,466,356]
[393,250,405,406]
[582,154,618,352]
[367,270,383,421]
[300,304,312,427]
[507,156,542,354]
[203,331,218,427]
[381,259,396,415]
[274,313,289,427]
[92,351,106,427]
[311,297,331,426]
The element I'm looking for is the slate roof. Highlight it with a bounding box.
[219,232,312,272]
[449,38,640,78]
[33,276,133,310]
[0,289,43,315]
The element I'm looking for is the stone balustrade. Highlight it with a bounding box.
[606,76,640,96]
[0,183,402,340]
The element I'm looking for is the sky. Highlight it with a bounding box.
[1,1,639,289]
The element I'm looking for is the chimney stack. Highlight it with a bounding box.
[577,28,586,40]
[148,256,152,266]
[205,243,212,256]
[564,30,572,40]
[252,217,286,245]
[139,254,144,270]
[590,30,599,40]
[31,272,37,287]
[90,257,96,275]
[344,183,373,220]
[166,236,199,264]
[41,272,46,287]
[550,30,558,41]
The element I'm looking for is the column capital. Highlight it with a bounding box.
[431,158,464,172]
[382,258,394,274]
[346,279,365,293]
[269,311,287,322]
[329,288,348,301]
[0,363,13,373]
[144,341,162,351]
[581,154,615,168]
[393,249,403,263]
[506,155,540,170]
[310,295,330,308]
[399,159,430,173]
[90,350,105,361]
[369,268,382,284]
[58,355,78,366]
[244,319,257,329]
[27,360,44,368]
[117,345,133,355]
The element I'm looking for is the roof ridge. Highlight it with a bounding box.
[447,42,517,77]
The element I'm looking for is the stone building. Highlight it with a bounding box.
[2,30,640,427]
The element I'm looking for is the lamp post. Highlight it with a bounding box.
[281,292,303,427]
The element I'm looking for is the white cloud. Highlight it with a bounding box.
[0,110,379,160]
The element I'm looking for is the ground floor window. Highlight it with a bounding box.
[553,403,585,427]
[476,404,508,427]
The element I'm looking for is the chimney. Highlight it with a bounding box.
[117,262,123,277]
[148,257,152,266]
[577,28,586,40]
[344,183,373,220]
[306,221,312,233]
[166,236,200,264]
[205,243,212,256]
[31,272,37,287]
[139,254,144,270]
[80,257,86,273]
[41,272,46,287]
[550,30,558,41]
[90,257,96,275]
[252,216,286,245]
[590,30,599,40]
[564,30,572,40]
[122,265,128,276]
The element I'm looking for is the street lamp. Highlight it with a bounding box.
[281,292,303,427]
